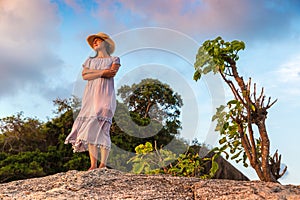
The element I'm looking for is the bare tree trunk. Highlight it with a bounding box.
[256,120,277,182]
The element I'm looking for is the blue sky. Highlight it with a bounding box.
[0,0,300,184]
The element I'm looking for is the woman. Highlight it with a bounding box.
[65,32,121,170]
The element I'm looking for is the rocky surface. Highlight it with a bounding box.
[0,169,299,200]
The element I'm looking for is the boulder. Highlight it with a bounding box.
[0,169,299,200]
[203,151,249,181]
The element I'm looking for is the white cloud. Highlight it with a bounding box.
[277,57,300,83]
[0,0,63,97]
[275,55,300,96]
[87,0,300,41]
[63,0,84,13]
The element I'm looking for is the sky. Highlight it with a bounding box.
[0,0,300,184]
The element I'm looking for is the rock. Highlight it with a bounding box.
[0,169,299,200]
[192,145,249,181]
[203,151,250,181]
[193,179,300,200]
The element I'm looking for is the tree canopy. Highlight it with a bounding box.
[111,78,184,152]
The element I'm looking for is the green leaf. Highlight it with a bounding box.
[233,140,240,148]
[219,137,227,144]
[212,153,219,162]
[132,162,145,174]
[250,104,256,111]
[127,156,141,164]
[216,105,226,113]
[231,150,242,160]
[215,36,222,41]
[227,100,238,105]
[213,48,219,56]
[219,64,225,72]
[219,144,228,152]
[231,40,245,52]
[209,160,219,177]
[145,142,153,149]
[222,122,229,130]
[212,114,218,121]
[193,70,201,81]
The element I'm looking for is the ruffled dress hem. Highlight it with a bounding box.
[64,116,112,152]
[65,139,111,153]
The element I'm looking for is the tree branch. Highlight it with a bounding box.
[219,69,247,106]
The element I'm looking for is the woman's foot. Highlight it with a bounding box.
[98,163,106,169]
[88,166,97,171]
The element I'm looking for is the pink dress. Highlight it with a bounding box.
[65,56,120,152]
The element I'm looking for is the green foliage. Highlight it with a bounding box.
[0,97,89,183]
[128,142,177,174]
[112,78,184,153]
[128,142,218,179]
[0,112,46,154]
[0,140,89,184]
[0,151,46,182]
[63,152,90,170]
[0,152,8,161]
[193,37,249,167]
[135,142,154,154]
[117,78,183,134]
[168,153,204,177]
[201,153,220,179]
[212,101,249,167]
[107,146,133,172]
[194,36,245,81]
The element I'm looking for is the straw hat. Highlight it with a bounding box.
[86,32,115,54]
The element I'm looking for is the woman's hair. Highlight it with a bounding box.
[90,39,111,58]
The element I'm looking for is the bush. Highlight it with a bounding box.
[127,142,218,178]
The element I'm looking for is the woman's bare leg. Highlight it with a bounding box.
[99,146,110,168]
[88,144,99,170]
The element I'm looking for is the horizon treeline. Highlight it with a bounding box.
[0,78,203,183]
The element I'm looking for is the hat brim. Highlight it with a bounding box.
[86,33,115,54]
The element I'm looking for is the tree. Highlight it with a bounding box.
[113,78,184,151]
[45,96,81,150]
[0,96,89,183]
[0,112,46,154]
[118,78,182,129]
[193,36,286,182]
